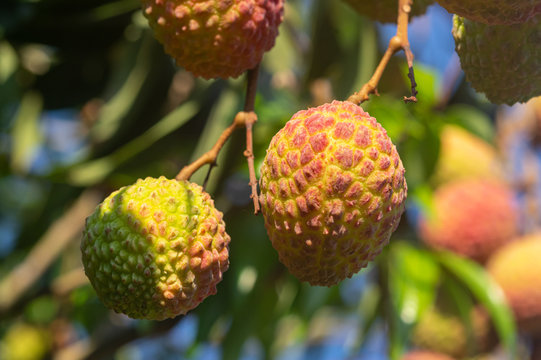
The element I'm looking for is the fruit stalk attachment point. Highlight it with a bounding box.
[176,65,261,214]
[347,0,418,104]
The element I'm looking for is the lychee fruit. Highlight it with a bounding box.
[432,125,503,185]
[452,15,541,105]
[487,234,541,336]
[412,307,494,358]
[141,0,284,79]
[402,351,456,360]
[436,0,541,25]
[81,176,230,320]
[342,0,434,23]
[418,179,518,263]
[259,100,407,286]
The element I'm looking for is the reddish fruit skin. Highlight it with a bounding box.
[487,235,541,336]
[259,100,407,286]
[419,180,518,263]
[141,0,284,79]
[402,351,456,360]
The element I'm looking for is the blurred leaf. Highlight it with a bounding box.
[386,242,441,360]
[188,88,240,193]
[25,296,59,325]
[10,91,43,174]
[401,122,440,189]
[0,41,18,83]
[388,242,441,325]
[91,32,158,143]
[444,104,495,142]
[436,251,517,358]
[64,101,198,185]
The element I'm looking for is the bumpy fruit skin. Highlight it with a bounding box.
[487,235,541,336]
[436,0,541,25]
[412,307,494,358]
[342,0,433,23]
[419,179,518,263]
[259,100,407,286]
[140,0,284,79]
[81,176,230,320]
[432,125,503,185]
[402,351,456,360]
[453,15,541,105]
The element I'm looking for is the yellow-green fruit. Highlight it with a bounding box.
[342,0,434,23]
[432,125,503,185]
[419,179,518,263]
[412,307,494,358]
[436,0,541,25]
[141,0,284,79]
[0,323,50,360]
[402,351,456,360]
[452,15,541,105]
[487,235,541,336]
[259,100,407,286]
[81,176,230,320]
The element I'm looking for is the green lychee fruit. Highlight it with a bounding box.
[259,100,407,286]
[342,0,434,23]
[487,235,541,336]
[81,176,230,320]
[412,307,494,358]
[402,351,456,360]
[419,179,518,263]
[432,125,503,185]
[436,0,541,25]
[140,0,284,79]
[452,15,541,105]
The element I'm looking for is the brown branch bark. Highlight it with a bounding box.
[0,190,102,315]
[242,65,261,214]
[175,65,261,214]
[347,0,418,105]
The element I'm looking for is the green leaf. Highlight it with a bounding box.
[388,242,441,325]
[443,104,495,143]
[10,91,43,174]
[436,251,517,358]
[90,32,157,143]
[65,101,198,185]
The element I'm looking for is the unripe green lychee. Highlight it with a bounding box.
[487,235,541,336]
[141,0,284,79]
[342,0,434,23]
[436,0,541,25]
[402,351,456,360]
[412,307,494,358]
[81,176,230,320]
[419,179,518,263]
[432,125,503,185]
[452,15,541,105]
[259,100,407,286]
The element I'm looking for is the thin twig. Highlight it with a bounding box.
[243,65,261,214]
[347,0,418,104]
[0,190,101,315]
[175,119,242,181]
[175,65,261,214]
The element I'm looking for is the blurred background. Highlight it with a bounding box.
[1,0,541,359]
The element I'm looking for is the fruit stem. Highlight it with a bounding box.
[243,65,261,215]
[347,0,418,105]
[176,65,261,215]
